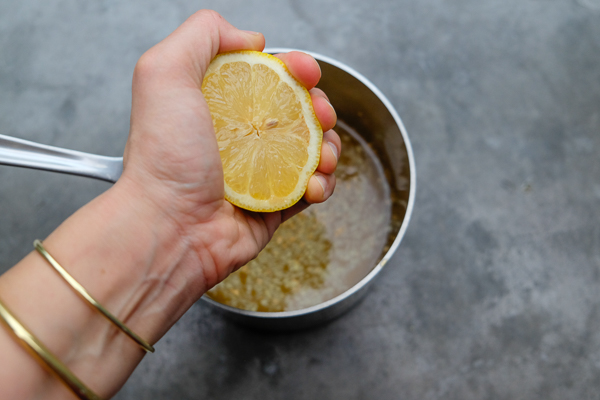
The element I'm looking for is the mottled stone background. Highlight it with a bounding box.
[1,1,599,399]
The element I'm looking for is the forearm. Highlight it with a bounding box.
[0,177,204,399]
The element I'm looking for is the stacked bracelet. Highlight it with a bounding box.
[33,240,155,353]
[0,240,156,400]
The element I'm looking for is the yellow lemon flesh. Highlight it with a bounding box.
[202,51,322,212]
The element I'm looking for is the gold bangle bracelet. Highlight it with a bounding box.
[0,297,103,400]
[33,240,155,353]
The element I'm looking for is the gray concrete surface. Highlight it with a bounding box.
[1,0,600,399]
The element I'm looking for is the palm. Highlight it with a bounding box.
[122,14,339,290]
[124,82,279,279]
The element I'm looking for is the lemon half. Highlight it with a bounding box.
[202,51,323,212]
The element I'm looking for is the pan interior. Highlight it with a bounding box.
[207,120,401,312]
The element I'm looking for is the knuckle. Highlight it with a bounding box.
[190,9,223,25]
[133,50,161,81]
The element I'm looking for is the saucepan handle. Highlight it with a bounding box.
[0,134,123,183]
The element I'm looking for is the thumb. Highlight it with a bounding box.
[136,10,265,85]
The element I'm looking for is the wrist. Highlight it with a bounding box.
[50,175,206,341]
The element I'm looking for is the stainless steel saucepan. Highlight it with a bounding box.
[0,49,416,331]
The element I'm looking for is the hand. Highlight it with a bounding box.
[120,10,340,290]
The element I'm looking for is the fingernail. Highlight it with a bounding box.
[327,141,338,162]
[315,174,327,194]
[242,30,261,36]
[324,98,337,119]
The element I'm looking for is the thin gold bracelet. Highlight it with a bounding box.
[0,297,103,400]
[33,240,155,353]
